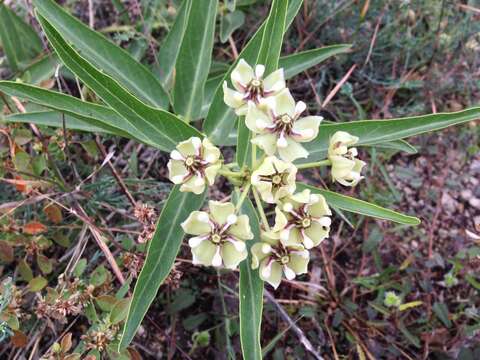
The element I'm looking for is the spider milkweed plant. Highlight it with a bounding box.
[0,0,479,358]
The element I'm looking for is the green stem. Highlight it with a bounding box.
[252,187,270,231]
[296,159,331,170]
[235,182,251,212]
[218,168,244,178]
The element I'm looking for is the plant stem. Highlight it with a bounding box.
[218,168,244,178]
[296,159,331,170]
[252,187,270,231]
[235,182,251,211]
[251,142,257,169]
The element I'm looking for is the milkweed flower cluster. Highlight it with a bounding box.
[167,59,366,288]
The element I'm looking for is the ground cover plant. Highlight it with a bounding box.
[0,0,479,359]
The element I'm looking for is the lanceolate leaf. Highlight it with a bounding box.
[0,4,42,72]
[3,111,114,135]
[33,0,169,109]
[156,0,192,88]
[203,0,303,143]
[304,107,480,161]
[255,0,287,74]
[37,16,201,151]
[297,183,420,225]
[0,81,154,146]
[237,0,287,167]
[237,197,264,360]
[279,44,352,79]
[173,0,217,122]
[120,187,206,350]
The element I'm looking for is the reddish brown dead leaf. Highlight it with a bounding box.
[44,204,63,224]
[10,330,27,348]
[23,221,47,235]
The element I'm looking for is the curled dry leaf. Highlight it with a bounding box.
[23,221,48,235]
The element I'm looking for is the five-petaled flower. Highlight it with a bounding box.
[181,201,253,269]
[328,131,366,186]
[251,230,309,289]
[168,137,221,194]
[273,189,331,249]
[223,59,285,115]
[251,156,297,204]
[246,89,322,162]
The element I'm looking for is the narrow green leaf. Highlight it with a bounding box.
[33,0,169,108]
[304,107,480,161]
[0,4,42,72]
[3,111,117,136]
[237,197,264,360]
[37,17,201,151]
[366,139,417,154]
[203,0,303,142]
[156,0,192,88]
[0,81,153,145]
[219,10,245,43]
[279,44,352,78]
[0,5,23,71]
[173,0,217,122]
[256,0,287,74]
[297,183,421,225]
[20,54,59,85]
[236,0,287,167]
[432,302,452,328]
[119,187,206,350]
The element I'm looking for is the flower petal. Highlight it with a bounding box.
[221,242,248,269]
[259,259,282,289]
[288,250,310,275]
[251,133,278,156]
[273,206,288,232]
[177,137,200,156]
[305,222,329,247]
[271,88,295,117]
[228,214,254,240]
[245,102,273,133]
[231,59,254,90]
[167,160,188,184]
[223,81,245,109]
[209,201,235,225]
[292,116,322,142]
[181,211,211,235]
[205,163,221,186]
[191,240,216,266]
[263,68,285,94]
[278,139,309,162]
[180,175,205,194]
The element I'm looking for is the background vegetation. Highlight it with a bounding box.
[0,0,479,359]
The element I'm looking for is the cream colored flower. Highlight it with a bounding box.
[181,201,253,269]
[273,189,331,249]
[223,59,285,115]
[327,131,366,186]
[251,156,297,204]
[167,137,222,194]
[246,89,322,162]
[251,230,309,289]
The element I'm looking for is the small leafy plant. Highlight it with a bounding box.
[0,0,479,358]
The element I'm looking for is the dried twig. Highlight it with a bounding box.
[264,290,325,360]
